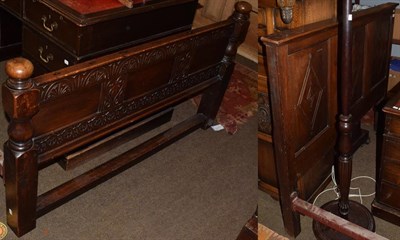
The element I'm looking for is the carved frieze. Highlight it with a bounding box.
[258,92,272,135]
[34,64,221,153]
[35,26,233,102]
[33,24,233,154]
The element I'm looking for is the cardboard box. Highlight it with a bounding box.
[394,9,400,44]
[389,69,400,91]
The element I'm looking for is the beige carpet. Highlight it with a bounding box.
[259,123,400,239]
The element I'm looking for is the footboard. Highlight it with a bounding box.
[1,2,252,236]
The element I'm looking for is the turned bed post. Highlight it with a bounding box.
[197,1,251,128]
[2,58,39,237]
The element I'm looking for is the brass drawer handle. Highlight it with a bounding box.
[38,47,54,63]
[41,15,58,32]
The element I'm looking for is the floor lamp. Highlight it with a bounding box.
[312,0,376,239]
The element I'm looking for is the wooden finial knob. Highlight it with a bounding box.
[5,57,34,80]
[235,1,252,14]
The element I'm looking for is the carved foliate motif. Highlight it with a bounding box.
[36,25,233,103]
[32,25,234,154]
[34,64,221,153]
[258,92,272,134]
[39,67,109,102]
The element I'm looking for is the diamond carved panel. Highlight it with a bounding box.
[290,43,329,152]
[297,54,325,136]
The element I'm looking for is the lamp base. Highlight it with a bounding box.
[312,200,375,240]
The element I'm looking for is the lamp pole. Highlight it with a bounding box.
[313,0,376,238]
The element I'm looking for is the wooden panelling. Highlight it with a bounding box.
[257,1,338,204]
[261,19,338,237]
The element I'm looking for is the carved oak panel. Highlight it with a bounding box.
[258,92,272,134]
[288,41,329,153]
[349,5,396,120]
[32,25,233,155]
[263,20,338,205]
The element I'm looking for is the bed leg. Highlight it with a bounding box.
[197,68,233,129]
[197,1,251,129]
[4,144,38,236]
[2,57,40,237]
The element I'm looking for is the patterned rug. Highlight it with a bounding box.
[193,63,257,134]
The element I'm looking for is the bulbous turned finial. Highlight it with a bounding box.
[5,57,34,90]
[6,57,34,80]
[235,1,252,15]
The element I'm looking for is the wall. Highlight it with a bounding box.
[360,0,400,56]
[193,0,258,63]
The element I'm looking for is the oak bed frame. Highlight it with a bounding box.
[262,2,397,239]
[1,2,251,237]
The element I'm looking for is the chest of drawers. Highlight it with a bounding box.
[372,90,400,226]
[1,0,198,72]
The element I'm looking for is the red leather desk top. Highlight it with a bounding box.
[57,0,143,14]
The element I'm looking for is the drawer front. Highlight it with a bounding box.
[381,159,400,186]
[23,27,78,72]
[85,2,197,56]
[0,0,22,16]
[385,115,400,138]
[24,0,197,58]
[377,181,400,211]
[381,134,400,163]
[24,0,80,55]
[380,134,400,187]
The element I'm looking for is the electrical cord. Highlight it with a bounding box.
[313,166,376,205]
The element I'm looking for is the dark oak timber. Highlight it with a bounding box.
[262,19,339,237]
[292,194,387,240]
[260,1,397,238]
[312,2,398,240]
[348,3,398,153]
[1,2,252,236]
[372,90,400,226]
[235,212,258,240]
[1,0,199,72]
[36,114,207,217]
[0,7,22,60]
[59,108,174,170]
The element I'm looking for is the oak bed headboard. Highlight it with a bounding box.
[1,2,252,237]
[261,2,397,238]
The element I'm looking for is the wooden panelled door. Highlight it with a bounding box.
[193,0,258,62]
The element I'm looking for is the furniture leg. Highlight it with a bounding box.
[197,65,233,128]
[2,58,39,236]
[197,2,251,128]
[4,144,38,236]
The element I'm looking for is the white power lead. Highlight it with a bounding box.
[313,165,376,206]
